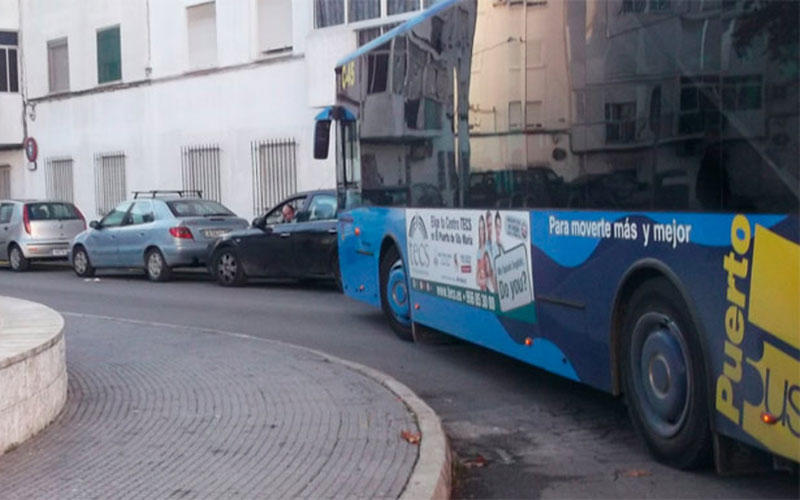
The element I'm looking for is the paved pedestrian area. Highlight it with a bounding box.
[0,315,419,499]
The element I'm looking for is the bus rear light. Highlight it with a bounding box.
[524,337,533,346]
[761,412,779,425]
[169,227,194,239]
[414,303,420,310]
[358,284,365,291]
[354,227,361,236]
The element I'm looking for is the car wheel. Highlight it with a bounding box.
[621,278,712,469]
[72,246,95,277]
[214,248,246,286]
[379,245,414,342]
[9,244,30,272]
[145,248,172,282]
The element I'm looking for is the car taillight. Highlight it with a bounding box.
[22,205,31,235]
[169,227,193,239]
[74,206,87,230]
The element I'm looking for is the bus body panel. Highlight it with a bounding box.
[340,206,800,462]
[331,0,799,465]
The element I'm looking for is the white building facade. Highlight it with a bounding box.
[2,0,434,218]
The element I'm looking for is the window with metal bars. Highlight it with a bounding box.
[0,165,10,199]
[94,152,126,215]
[181,145,222,202]
[251,138,297,215]
[45,157,75,202]
[0,31,19,93]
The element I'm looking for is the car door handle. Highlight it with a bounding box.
[280,233,291,238]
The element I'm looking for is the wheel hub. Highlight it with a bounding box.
[74,252,86,273]
[386,261,410,325]
[219,254,236,282]
[633,313,691,439]
[149,254,161,277]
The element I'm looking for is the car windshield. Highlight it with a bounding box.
[167,199,235,217]
[26,202,80,220]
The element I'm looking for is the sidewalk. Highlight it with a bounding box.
[0,313,450,499]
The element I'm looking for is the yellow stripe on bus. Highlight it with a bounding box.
[748,224,800,350]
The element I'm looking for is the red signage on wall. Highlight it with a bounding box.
[24,137,38,162]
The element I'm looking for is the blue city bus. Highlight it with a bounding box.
[314,0,799,471]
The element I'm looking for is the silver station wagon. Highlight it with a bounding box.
[0,200,87,271]
[70,191,248,282]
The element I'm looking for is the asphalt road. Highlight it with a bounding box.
[1,264,797,499]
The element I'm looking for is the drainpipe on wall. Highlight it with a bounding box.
[17,0,28,140]
[145,0,152,78]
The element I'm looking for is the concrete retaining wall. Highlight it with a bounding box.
[0,296,67,455]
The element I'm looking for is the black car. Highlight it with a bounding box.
[207,190,340,288]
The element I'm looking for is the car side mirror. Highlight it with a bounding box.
[89,220,101,230]
[314,120,331,160]
[252,216,269,230]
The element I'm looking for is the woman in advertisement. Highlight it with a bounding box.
[477,215,488,290]
[476,214,497,293]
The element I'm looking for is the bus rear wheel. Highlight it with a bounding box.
[621,278,711,469]
[379,245,413,342]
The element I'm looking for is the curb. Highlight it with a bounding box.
[60,311,452,500]
[0,296,68,455]
[325,356,452,500]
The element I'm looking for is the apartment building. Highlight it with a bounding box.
[0,0,23,199]
[1,0,435,218]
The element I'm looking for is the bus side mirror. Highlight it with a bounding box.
[314,120,331,160]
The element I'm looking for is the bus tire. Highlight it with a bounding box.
[621,277,712,469]
[379,245,414,342]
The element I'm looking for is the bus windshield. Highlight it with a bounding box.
[336,120,362,209]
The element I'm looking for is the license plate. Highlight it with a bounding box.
[53,249,68,257]
[203,229,230,238]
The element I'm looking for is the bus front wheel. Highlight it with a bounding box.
[621,278,712,469]
[379,245,414,342]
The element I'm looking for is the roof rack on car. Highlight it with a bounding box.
[132,190,203,199]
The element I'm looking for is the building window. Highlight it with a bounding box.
[357,23,399,46]
[605,102,637,143]
[649,0,670,11]
[316,0,345,28]
[187,2,217,70]
[0,31,19,93]
[350,0,381,22]
[509,101,522,130]
[97,26,121,84]
[94,152,126,215]
[388,0,418,15]
[258,0,292,55]
[679,76,720,134]
[0,165,10,199]
[525,101,542,128]
[621,0,646,13]
[722,75,762,111]
[526,39,543,67]
[48,38,70,93]
[45,157,75,202]
[251,138,297,214]
[182,145,222,202]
